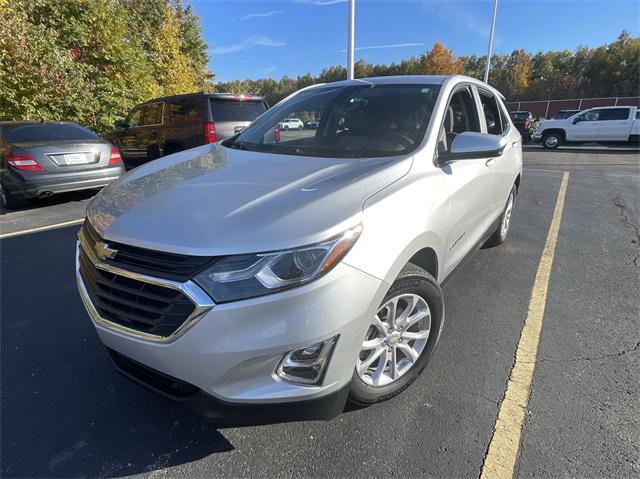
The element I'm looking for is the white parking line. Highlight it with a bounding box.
[0,218,85,240]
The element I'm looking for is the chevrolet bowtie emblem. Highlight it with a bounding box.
[95,241,118,261]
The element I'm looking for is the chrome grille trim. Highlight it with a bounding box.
[76,228,215,343]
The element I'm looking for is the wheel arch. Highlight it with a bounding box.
[408,247,439,280]
[542,128,566,140]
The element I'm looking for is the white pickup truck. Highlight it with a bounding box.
[533,106,640,149]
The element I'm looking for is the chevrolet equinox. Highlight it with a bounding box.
[77,76,522,422]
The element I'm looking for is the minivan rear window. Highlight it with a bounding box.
[1,123,99,143]
[211,100,267,123]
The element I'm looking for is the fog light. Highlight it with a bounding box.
[276,336,338,385]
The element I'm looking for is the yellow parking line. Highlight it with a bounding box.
[0,218,85,240]
[480,171,570,479]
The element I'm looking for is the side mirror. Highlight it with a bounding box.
[114,119,126,128]
[572,117,581,124]
[439,132,506,163]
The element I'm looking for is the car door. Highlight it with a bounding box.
[477,87,520,218]
[595,108,632,140]
[114,106,144,161]
[566,109,600,140]
[137,102,164,162]
[438,86,496,276]
[164,97,204,154]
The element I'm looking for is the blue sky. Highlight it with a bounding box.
[189,0,640,83]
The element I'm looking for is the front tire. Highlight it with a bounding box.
[349,264,444,406]
[542,132,562,149]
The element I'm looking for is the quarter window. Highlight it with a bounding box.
[167,99,202,124]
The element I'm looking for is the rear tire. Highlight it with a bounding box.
[1,186,26,210]
[485,186,516,247]
[542,132,562,149]
[348,263,444,406]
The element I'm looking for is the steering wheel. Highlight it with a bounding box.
[376,130,414,148]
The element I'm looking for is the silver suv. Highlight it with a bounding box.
[76,75,522,422]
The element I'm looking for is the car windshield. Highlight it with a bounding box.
[1,123,99,143]
[223,84,441,158]
[510,112,530,120]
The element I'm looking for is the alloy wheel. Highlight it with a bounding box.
[500,192,515,239]
[357,293,431,387]
[545,135,559,148]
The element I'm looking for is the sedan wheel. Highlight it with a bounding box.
[357,294,431,387]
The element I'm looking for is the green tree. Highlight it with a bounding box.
[0,0,212,134]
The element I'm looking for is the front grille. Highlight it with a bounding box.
[79,245,196,337]
[82,219,216,281]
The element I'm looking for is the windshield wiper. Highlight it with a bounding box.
[229,140,250,150]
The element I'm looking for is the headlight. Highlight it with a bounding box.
[195,224,362,302]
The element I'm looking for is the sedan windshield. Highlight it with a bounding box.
[223,83,441,158]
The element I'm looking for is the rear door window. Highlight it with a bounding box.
[478,90,504,135]
[211,100,267,123]
[598,108,630,121]
[167,98,202,124]
[1,123,99,143]
[141,103,163,126]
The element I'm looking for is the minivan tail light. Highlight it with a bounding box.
[203,122,217,143]
[6,153,43,171]
[108,147,122,165]
[524,119,530,129]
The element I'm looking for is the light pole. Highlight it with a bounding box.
[347,0,355,80]
[484,0,498,83]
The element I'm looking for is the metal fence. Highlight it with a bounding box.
[505,96,640,119]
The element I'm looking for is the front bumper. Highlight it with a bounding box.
[76,241,387,417]
[107,347,350,424]
[531,132,542,142]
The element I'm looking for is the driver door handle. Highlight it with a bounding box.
[485,158,496,167]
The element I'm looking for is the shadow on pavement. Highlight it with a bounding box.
[523,144,640,154]
[0,188,99,216]
[1,227,234,478]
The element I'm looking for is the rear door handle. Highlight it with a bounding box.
[485,158,496,167]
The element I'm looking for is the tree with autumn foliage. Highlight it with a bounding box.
[417,42,464,75]
[217,32,638,105]
[0,0,212,134]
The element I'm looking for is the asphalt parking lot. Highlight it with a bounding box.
[1,147,639,478]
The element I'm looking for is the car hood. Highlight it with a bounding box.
[537,119,566,129]
[87,144,412,256]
